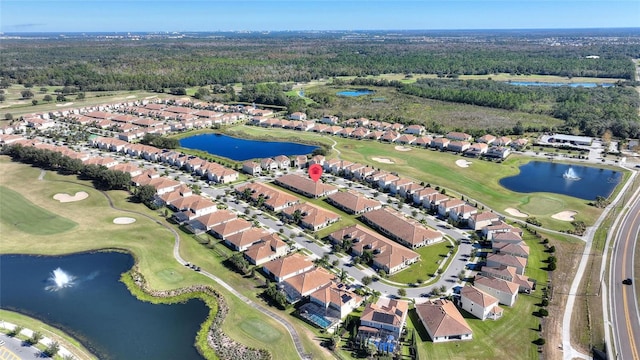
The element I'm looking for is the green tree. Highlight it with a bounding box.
[10,325,24,337]
[133,185,157,206]
[45,341,61,357]
[76,92,86,100]
[361,276,372,286]
[397,288,407,297]
[21,90,34,99]
[43,94,53,102]
[29,331,44,345]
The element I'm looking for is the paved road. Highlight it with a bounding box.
[0,333,40,360]
[609,191,640,360]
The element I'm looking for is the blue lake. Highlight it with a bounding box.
[180,133,318,161]
[0,252,208,360]
[506,81,614,88]
[336,89,375,97]
[499,161,621,200]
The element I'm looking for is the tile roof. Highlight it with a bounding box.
[361,208,442,247]
[361,298,408,327]
[284,267,335,295]
[474,275,519,295]
[262,253,314,278]
[327,191,381,214]
[415,299,472,338]
[460,285,499,307]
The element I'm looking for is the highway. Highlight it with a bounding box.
[610,189,640,360]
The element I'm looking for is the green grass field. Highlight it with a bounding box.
[0,185,78,235]
[0,158,313,360]
[225,125,614,231]
[389,241,453,284]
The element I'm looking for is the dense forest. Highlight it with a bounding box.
[1,32,638,90]
[1,31,639,137]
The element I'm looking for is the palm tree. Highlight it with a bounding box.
[339,268,348,283]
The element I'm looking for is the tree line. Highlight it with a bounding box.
[2,145,131,190]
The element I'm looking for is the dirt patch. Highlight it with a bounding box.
[53,191,89,203]
[56,102,74,107]
[394,146,412,152]
[505,207,528,218]
[113,217,136,225]
[126,95,136,99]
[455,159,472,168]
[372,157,395,164]
[551,211,577,221]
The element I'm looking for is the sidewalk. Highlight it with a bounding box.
[0,321,82,360]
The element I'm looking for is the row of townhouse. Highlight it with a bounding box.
[90,136,239,184]
[241,155,292,175]
[360,207,443,249]
[249,113,528,154]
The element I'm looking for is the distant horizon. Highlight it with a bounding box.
[2,1,639,33]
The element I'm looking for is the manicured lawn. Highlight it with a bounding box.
[411,294,541,360]
[389,241,453,284]
[0,158,310,360]
[0,185,77,235]
[226,125,611,232]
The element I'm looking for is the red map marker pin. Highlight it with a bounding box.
[308,164,323,183]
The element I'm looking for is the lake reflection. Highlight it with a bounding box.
[0,252,208,360]
[499,161,620,200]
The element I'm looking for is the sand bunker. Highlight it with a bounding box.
[505,207,528,218]
[113,217,136,225]
[372,157,395,164]
[55,102,74,107]
[552,211,577,221]
[395,146,412,152]
[53,191,88,203]
[455,159,472,168]
[125,95,136,99]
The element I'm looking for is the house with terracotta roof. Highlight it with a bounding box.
[236,182,300,212]
[492,241,530,259]
[327,191,381,215]
[83,156,118,168]
[468,212,501,231]
[483,221,523,240]
[289,112,307,121]
[511,138,529,149]
[360,208,443,249]
[448,141,471,153]
[242,161,262,176]
[282,267,335,303]
[380,131,401,143]
[430,137,450,150]
[415,299,473,342]
[351,165,376,181]
[465,143,489,157]
[365,131,384,140]
[309,282,363,320]
[477,134,496,144]
[494,136,512,146]
[460,285,503,321]
[275,174,338,199]
[320,115,339,125]
[111,163,144,178]
[243,233,289,266]
[398,183,424,199]
[485,253,527,275]
[446,132,472,141]
[210,218,253,240]
[395,134,417,145]
[412,187,439,207]
[262,253,315,282]
[224,227,272,251]
[274,155,291,169]
[449,204,478,224]
[358,298,408,339]
[376,174,400,190]
[282,203,340,231]
[479,265,534,293]
[404,124,425,135]
[486,146,511,159]
[328,225,419,275]
[181,206,232,229]
[294,155,308,169]
[474,275,519,306]
[260,158,278,171]
[389,178,414,195]
[414,136,433,147]
[437,198,466,218]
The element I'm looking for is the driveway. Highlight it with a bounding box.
[0,334,41,360]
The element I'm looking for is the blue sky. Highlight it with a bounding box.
[1,1,638,32]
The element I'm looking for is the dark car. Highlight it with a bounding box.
[622,278,633,285]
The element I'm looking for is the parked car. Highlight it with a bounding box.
[622,278,633,285]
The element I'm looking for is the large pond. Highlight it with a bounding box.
[0,252,208,360]
[180,133,318,161]
[336,89,375,97]
[499,161,621,200]
[506,81,614,88]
